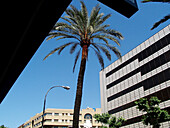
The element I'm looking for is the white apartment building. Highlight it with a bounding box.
[19,107,102,128]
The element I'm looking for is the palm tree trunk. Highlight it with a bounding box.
[73,43,88,128]
[73,56,87,128]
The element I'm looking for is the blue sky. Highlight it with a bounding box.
[0,0,169,127]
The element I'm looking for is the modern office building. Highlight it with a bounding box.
[19,107,102,128]
[100,25,170,128]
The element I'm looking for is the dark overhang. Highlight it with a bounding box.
[97,0,138,18]
[0,0,138,104]
[0,0,72,104]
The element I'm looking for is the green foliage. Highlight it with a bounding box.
[94,113,110,124]
[135,97,149,112]
[0,125,8,128]
[135,97,170,128]
[100,126,108,128]
[109,117,125,128]
[94,113,125,128]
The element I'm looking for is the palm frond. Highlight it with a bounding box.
[53,22,70,29]
[43,42,75,60]
[70,4,84,24]
[73,49,81,72]
[95,14,111,26]
[60,17,81,33]
[67,4,85,34]
[63,16,84,35]
[47,32,80,41]
[80,1,88,27]
[64,15,77,24]
[90,24,110,35]
[53,22,72,32]
[94,49,104,69]
[65,8,75,18]
[103,34,120,46]
[90,34,109,44]
[91,34,120,46]
[55,36,69,41]
[58,46,66,55]
[151,14,170,30]
[53,22,81,38]
[89,4,101,26]
[103,29,124,40]
[61,17,74,25]
[43,47,60,60]
[70,43,80,54]
[91,43,100,52]
[70,4,80,16]
[105,44,121,59]
[91,43,111,60]
[46,34,58,41]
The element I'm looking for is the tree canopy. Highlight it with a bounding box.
[94,113,125,128]
[135,97,170,128]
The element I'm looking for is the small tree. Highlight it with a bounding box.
[94,113,125,128]
[0,125,8,128]
[135,97,170,128]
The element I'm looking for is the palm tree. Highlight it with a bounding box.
[142,0,170,30]
[44,1,123,127]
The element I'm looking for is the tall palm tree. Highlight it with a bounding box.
[142,0,170,30]
[44,1,123,127]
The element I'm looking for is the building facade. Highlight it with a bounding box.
[19,107,102,128]
[100,25,170,128]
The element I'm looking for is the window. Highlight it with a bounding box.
[55,113,59,116]
[84,113,92,120]
[45,119,51,122]
[44,113,52,116]
[54,119,58,122]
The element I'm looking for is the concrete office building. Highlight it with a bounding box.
[19,107,102,128]
[100,25,170,128]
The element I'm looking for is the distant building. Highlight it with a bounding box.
[100,25,170,127]
[19,107,102,128]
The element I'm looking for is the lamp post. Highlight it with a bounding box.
[41,85,70,128]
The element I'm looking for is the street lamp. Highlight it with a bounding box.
[41,85,70,128]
